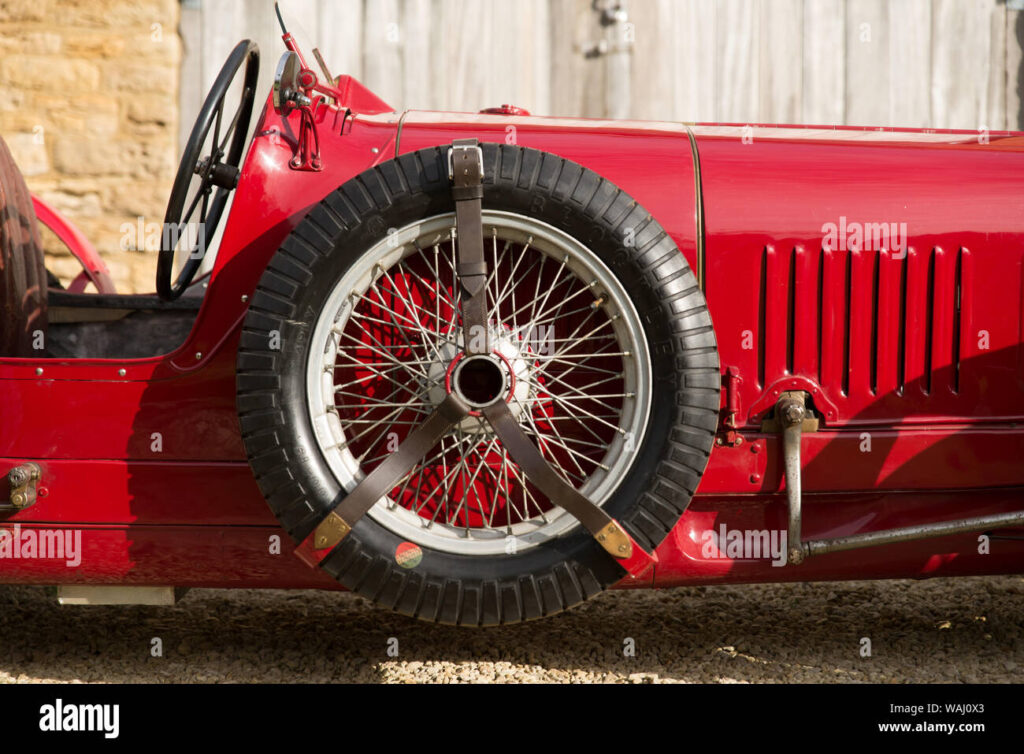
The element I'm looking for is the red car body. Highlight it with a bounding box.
[3,71,1023,594]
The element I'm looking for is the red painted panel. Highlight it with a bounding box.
[0,459,274,526]
[697,127,1024,426]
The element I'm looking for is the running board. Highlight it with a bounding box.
[769,391,1024,563]
[56,586,187,605]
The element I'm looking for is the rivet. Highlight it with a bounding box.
[118,368,126,377]
[618,545,628,553]
[195,352,203,360]
[751,444,760,454]
[371,147,380,154]
[241,294,249,303]
[35,367,43,376]
[750,474,761,484]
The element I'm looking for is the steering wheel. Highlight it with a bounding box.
[158,39,259,300]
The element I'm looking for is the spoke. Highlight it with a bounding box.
[546,315,619,361]
[374,265,455,361]
[334,326,431,381]
[218,97,245,154]
[534,390,627,436]
[365,274,445,365]
[211,98,224,159]
[489,240,539,322]
[333,356,438,404]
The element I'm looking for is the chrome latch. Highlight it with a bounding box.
[3,463,41,512]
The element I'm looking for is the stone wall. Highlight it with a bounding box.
[0,0,180,293]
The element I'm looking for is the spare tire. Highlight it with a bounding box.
[237,144,719,625]
[0,136,47,356]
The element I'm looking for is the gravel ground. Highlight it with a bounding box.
[1,577,1021,683]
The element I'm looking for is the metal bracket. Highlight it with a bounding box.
[773,392,1024,563]
[717,366,745,447]
[2,463,41,512]
[774,392,810,564]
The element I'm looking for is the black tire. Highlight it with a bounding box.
[0,135,47,357]
[237,143,719,626]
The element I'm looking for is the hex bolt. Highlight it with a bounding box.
[779,398,806,428]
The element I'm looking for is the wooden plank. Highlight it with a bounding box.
[487,0,535,112]
[1008,6,1024,129]
[548,0,603,117]
[844,0,889,126]
[401,0,433,110]
[931,0,993,129]
[178,0,203,152]
[200,0,245,92]
[628,0,673,120]
[888,0,931,128]
[604,0,632,119]
[363,0,404,107]
[758,0,803,124]
[429,0,493,113]
[527,0,552,115]
[716,0,760,123]
[678,0,717,122]
[318,0,364,85]
[987,1,1008,131]
[802,0,845,125]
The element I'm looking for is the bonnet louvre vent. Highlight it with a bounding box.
[758,244,969,400]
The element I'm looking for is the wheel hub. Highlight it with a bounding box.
[426,327,534,433]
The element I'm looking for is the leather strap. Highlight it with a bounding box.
[483,400,655,577]
[300,394,470,560]
[450,139,488,355]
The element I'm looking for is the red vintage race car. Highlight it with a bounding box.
[1,11,1023,627]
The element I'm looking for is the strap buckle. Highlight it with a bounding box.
[448,142,484,181]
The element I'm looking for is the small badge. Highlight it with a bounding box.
[395,542,422,569]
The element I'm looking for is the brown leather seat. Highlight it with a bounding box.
[0,135,47,357]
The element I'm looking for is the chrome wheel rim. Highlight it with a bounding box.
[306,211,652,556]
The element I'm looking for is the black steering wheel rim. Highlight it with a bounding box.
[158,39,259,301]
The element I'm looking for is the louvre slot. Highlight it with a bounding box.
[754,242,965,408]
[764,245,788,383]
[842,251,853,397]
[820,247,847,396]
[876,249,903,397]
[904,247,928,395]
[930,246,956,394]
[848,249,874,398]
[952,248,963,394]
[758,246,767,388]
[786,249,796,375]
[870,252,880,395]
[793,245,817,377]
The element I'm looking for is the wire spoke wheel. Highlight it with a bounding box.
[308,212,651,555]
[239,144,719,625]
